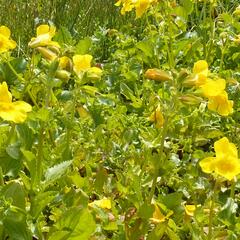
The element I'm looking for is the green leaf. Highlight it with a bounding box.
[52,207,96,240]
[0,58,27,84]
[30,191,57,219]
[76,37,92,54]
[147,222,168,240]
[138,202,154,219]
[54,26,74,45]
[68,209,96,240]
[218,198,237,226]
[2,181,26,209]
[136,41,153,58]
[44,160,72,183]
[3,209,31,240]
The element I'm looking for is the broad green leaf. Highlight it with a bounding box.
[76,37,92,54]
[44,160,72,183]
[147,222,168,240]
[30,191,57,219]
[3,209,31,240]
[2,181,26,209]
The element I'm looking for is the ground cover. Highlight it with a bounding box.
[0,0,240,239]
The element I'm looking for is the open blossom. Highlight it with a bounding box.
[0,26,16,53]
[115,0,158,18]
[200,78,233,116]
[0,82,32,123]
[73,54,102,80]
[28,24,60,48]
[199,137,240,181]
[192,60,209,86]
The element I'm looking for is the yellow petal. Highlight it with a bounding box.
[149,105,164,128]
[0,26,11,38]
[199,157,216,173]
[88,198,111,209]
[208,92,233,116]
[135,0,150,18]
[0,82,12,103]
[73,54,93,74]
[37,24,50,36]
[12,101,32,113]
[150,205,166,223]
[184,205,196,217]
[201,79,226,98]
[193,60,208,75]
[214,157,240,181]
[214,137,238,159]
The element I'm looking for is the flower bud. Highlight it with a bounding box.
[145,69,172,82]
[179,94,202,105]
[86,67,103,81]
[233,6,240,16]
[55,70,71,82]
[37,47,58,61]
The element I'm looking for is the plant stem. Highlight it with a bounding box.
[148,116,169,203]
[208,180,218,240]
[230,178,236,199]
[0,167,4,186]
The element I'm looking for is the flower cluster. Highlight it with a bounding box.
[115,0,158,18]
[28,25,102,83]
[199,137,240,180]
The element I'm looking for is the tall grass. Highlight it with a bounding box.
[0,0,127,46]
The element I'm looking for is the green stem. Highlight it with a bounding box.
[6,123,16,145]
[0,167,4,186]
[230,178,236,199]
[6,59,39,108]
[208,180,218,240]
[148,116,169,203]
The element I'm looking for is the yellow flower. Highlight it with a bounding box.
[149,105,164,128]
[199,137,240,180]
[0,26,16,53]
[88,198,111,210]
[200,78,233,116]
[28,24,60,48]
[73,54,102,80]
[193,60,209,86]
[207,91,233,116]
[73,54,93,74]
[115,0,157,18]
[184,205,196,217]
[150,204,173,224]
[200,79,226,98]
[0,82,32,123]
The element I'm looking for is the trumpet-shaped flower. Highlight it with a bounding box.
[28,24,60,48]
[0,26,16,53]
[193,60,209,86]
[207,91,233,116]
[115,0,157,18]
[73,54,93,74]
[200,79,226,98]
[73,54,102,80]
[0,82,32,123]
[199,137,240,180]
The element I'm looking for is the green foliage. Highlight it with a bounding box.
[0,0,240,239]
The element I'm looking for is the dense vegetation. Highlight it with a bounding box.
[0,0,240,239]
